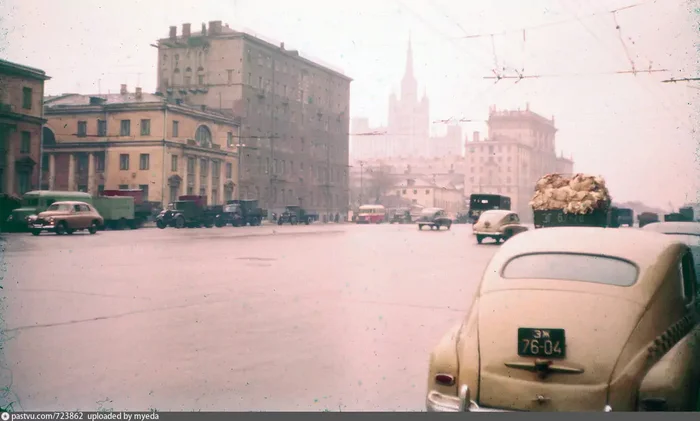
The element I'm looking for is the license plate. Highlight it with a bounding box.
[518,328,566,358]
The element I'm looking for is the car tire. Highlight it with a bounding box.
[278,219,283,225]
[88,221,98,235]
[419,224,423,230]
[175,216,186,229]
[476,234,484,244]
[31,229,40,236]
[156,219,166,229]
[55,222,68,235]
[447,222,452,230]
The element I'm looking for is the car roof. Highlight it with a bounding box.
[642,221,700,235]
[50,201,89,205]
[480,226,688,305]
[481,209,513,216]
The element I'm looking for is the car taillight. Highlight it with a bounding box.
[435,374,455,386]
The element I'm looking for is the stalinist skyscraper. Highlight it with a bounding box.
[387,37,430,158]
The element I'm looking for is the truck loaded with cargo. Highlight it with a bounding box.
[156,195,217,229]
[101,189,160,226]
[530,173,617,228]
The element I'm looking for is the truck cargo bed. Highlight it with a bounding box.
[534,209,615,228]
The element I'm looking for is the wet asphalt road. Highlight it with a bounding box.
[1,223,502,412]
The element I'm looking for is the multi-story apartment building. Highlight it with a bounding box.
[42,85,240,206]
[155,21,352,218]
[0,59,51,196]
[464,104,574,218]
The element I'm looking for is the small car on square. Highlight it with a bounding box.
[426,227,700,412]
[472,210,528,244]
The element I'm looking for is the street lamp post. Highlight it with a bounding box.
[236,143,245,201]
[359,160,365,205]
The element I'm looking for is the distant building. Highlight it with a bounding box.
[42,85,240,207]
[464,104,574,217]
[0,59,51,196]
[430,124,462,158]
[392,177,463,214]
[155,21,352,218]
[351,38,431,160]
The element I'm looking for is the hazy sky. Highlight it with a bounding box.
[0,0,698,209]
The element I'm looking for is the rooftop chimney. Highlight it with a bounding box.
[135,87,142,99]
[201,23,207,36]
[169,26,177,39]
[182,23,191,38]
[473,131,480,142]
[209,21,222,34]
[120,84,127,95]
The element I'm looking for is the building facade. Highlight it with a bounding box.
[0,59,50,196]
[42,85,240,207]
[155,21,352,218]
[463,104,574,217]
[392,178,463,214]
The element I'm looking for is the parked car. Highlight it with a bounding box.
[417,208,452,230]
[642,221,700,284]
[426,227,700,412]
[473,210,528,244]
[29,201,103,236]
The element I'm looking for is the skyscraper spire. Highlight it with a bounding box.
[405,33,414,80]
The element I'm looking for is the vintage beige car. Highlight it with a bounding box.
[426,227,700,412]
[30,201,104,236]
[472,209,528,244]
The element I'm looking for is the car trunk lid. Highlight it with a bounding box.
[477,288,644,411]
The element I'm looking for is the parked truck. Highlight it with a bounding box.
[219,199,264,226]
[531,173,617,229]
[638,212,660,227]
[101,189,159,226]
[156,195,217,229]
[92,196,137,229]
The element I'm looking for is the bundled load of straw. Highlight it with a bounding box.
[529,173,611,214]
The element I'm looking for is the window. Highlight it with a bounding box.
[97,120,107,136]
[119,154,130,170]
[119,184,129,190]
[140,119,151,135]
[258,76,263,89]
[96,152,105,171]
[195,125,212,147]
[501,253,639,287]
[22,87,32,109]
[170,185,179,203]
[17,172,30,194]
[198,75,204,85]
[139,154,150,170]
[120,120,131,136]
[20,131,30,153]
[227,132,234,147]
[139,184,149,201]
[227,70,233,84]
[413,189,417,194]
[171,155,178,171]
[98,185,105,195]
[77,121,87,137]
[226,162,233,178]
[425,190,430,195]
[172,121,179,137]
[680,251,697,304]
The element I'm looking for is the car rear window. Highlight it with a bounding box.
[501,253,639,286]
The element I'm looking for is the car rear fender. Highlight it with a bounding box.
[637,323,700,411]
[607,273,690,410]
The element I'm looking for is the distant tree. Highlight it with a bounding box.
[366,167,396,202]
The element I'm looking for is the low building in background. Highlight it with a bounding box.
[391,177,463,214]
[42,85,240,207]
[0,59,51,196]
